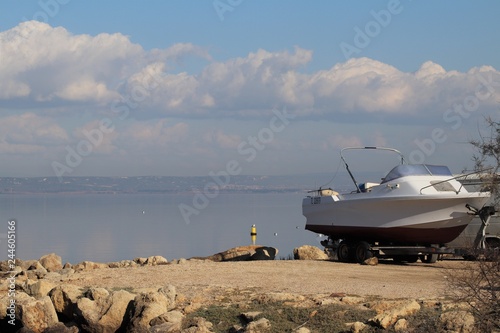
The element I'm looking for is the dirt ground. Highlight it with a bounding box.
[48,259,466,300]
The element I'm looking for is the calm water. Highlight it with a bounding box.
[0,192,322,264]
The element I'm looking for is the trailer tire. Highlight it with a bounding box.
[354,241,373,263]
[337,242,351,263]
[420,254,438,263]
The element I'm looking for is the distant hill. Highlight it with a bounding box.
[0,173,359,194]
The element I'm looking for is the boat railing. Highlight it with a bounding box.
[340,146,406,193]
[419,168,493,194]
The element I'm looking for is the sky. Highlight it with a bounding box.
[0,0,499,178]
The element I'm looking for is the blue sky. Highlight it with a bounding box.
[0,1,499,178]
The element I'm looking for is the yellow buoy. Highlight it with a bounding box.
[250,224,257,245]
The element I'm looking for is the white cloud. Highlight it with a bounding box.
[0,113,68,153]
[203,130,241,149]
[123,120,189,147]
[2,21,499,123]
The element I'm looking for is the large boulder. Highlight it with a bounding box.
[203,245,278,262]
[49,284,84,320]
[250,247,277,260]
[75,297,102,332]
[126,290,174,330]
[73,287,135,333]
[39,253,63,272]
[98,290,135,331]
[25,280,57,298]
[293,245,329,260]
[18,296,59,333]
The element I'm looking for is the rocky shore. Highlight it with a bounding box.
[0,247,480,333]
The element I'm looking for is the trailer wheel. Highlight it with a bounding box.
[337,241,351,263]
[354,241,373,263]
[420,254,438,263]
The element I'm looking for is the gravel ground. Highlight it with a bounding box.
[49,259,464,300]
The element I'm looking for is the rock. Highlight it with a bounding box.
[98,289,135,332]
[150,310,185,326]
[181,317,214,333]
[150,322,182,332]
[345,321,366,333]
[126,291,172,330]
[178,258,187,264]
[134,257,148,265]
[25,260,45,271]
[108,260,137,268]
[244,317,271,333]
[49,284,84,320]
[63,262,72,269]
[440,310,475,333]
[26,280,57,298]
[0,260,11,272]
[39,253,63,272]
[369,300,421,329]
[158,284,177,310]
[149,310,184,332]
[209,246,255,261]
[341,296,365,305]
[249,247,277,260]
[44,322,80,333]
[293,245,329,260]
[295,327,311,333]
[87,287,110,304]
[184,302,202,314]
[59,268,75,276]
[74,287,131,333]
[202,245,277,262]
[394,318,408,332]
[26,268,47,280]
[146,255,169,266]
[75,297,102,332]
[73,261,109,271]
[18,296,59,333]
[362,257,378,265]
[0,295,10,320]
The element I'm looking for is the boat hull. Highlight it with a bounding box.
[303,195,490,244]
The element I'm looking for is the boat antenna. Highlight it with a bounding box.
[341,153,361,193]
[319,158,343,189]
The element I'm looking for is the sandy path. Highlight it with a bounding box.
[50,259,462,300]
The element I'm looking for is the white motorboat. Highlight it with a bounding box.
[302,147,491,248]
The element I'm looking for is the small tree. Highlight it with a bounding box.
[445,117,500,332]
[470,116,500,206]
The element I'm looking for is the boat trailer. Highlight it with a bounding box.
[321,205,498,264]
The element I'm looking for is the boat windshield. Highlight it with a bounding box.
[381,164,452,183]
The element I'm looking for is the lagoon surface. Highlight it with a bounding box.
[0,192,322,264]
